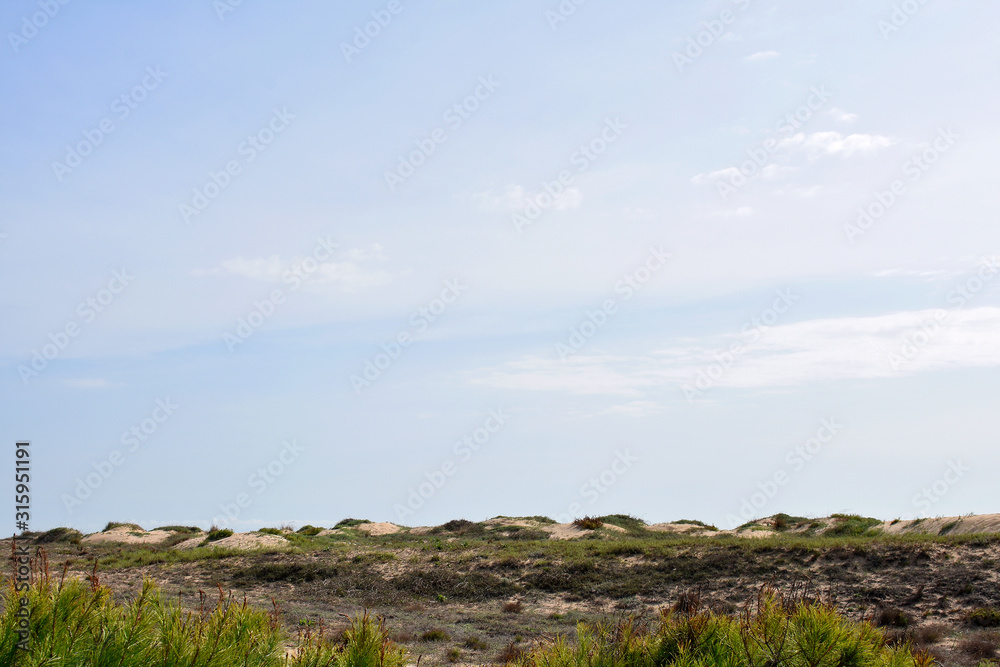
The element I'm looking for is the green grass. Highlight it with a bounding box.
[826,515,883,537]
[772,513,810,531]
[297,525,324,536]
[153,525,201,533]
[0,574,406,666]
[597,514,647,532]
[672,519,718,530]
[334,518,372,528]
[207,528,234,542]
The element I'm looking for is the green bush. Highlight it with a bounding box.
[0,576,406,666]
[968,607,1000,627]
[154,525,201,533]
[513,590,929,667]
[826,515,882,537]
[597,514,647,531]
[334,518,372,529]
[573,517,603,530]
[296,525,323,536]
[103,521,144,532]
[207,528,234,541]
[258,527,283,535]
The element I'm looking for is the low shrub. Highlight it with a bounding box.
[420,629,450,642]
[573,516,603,530]
[207,528,234,542]
[511,589,928,667]
[103,521,143,532]
[0,572,406,666]
[968,607,1000,627]
[296,525,323,536]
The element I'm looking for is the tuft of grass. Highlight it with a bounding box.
[465,636,489,650]
[420,629,450,642]
[207,528,234,542]
[772,513,809,531]
[502,600,524,613]
[334,518,372,528]
[258,527,283,536]
[875,607,911,628]
[446,647,462,662]
[573,516,603,530]
[103,521,143,532]
[153,525,201,533]
[958,632,999,661]
[33,527,82,544]
[968,607,1000,628]
[598,514,647,532]
[826,515,882,537]
[938,520,961,535]
[296,525,323,536]
[672,519,718,530]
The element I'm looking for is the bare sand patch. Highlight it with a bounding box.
[207,532,291,550]
[354,522,402,536]
[880,514,1000,536]
[81,527,174,545]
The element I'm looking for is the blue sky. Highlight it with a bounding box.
[2,1,999,534]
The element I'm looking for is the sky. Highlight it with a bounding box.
[2,1,999,534]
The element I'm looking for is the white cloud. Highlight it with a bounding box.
[193,244,395,291]
[829,107,860,123]
[746,50,779,61]
[471,307,1000,397]
[780,131,893,158]
[474,183,583,212]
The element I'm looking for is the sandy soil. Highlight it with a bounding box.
[355,522,403,536]
[81,527,175,545]
[880,514,1000,535]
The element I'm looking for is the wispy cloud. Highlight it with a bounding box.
[471,307,1000,397]
[746,50,779,61]
[473,184,583,212]
[829,107,860,123]
[192,244,395,291]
